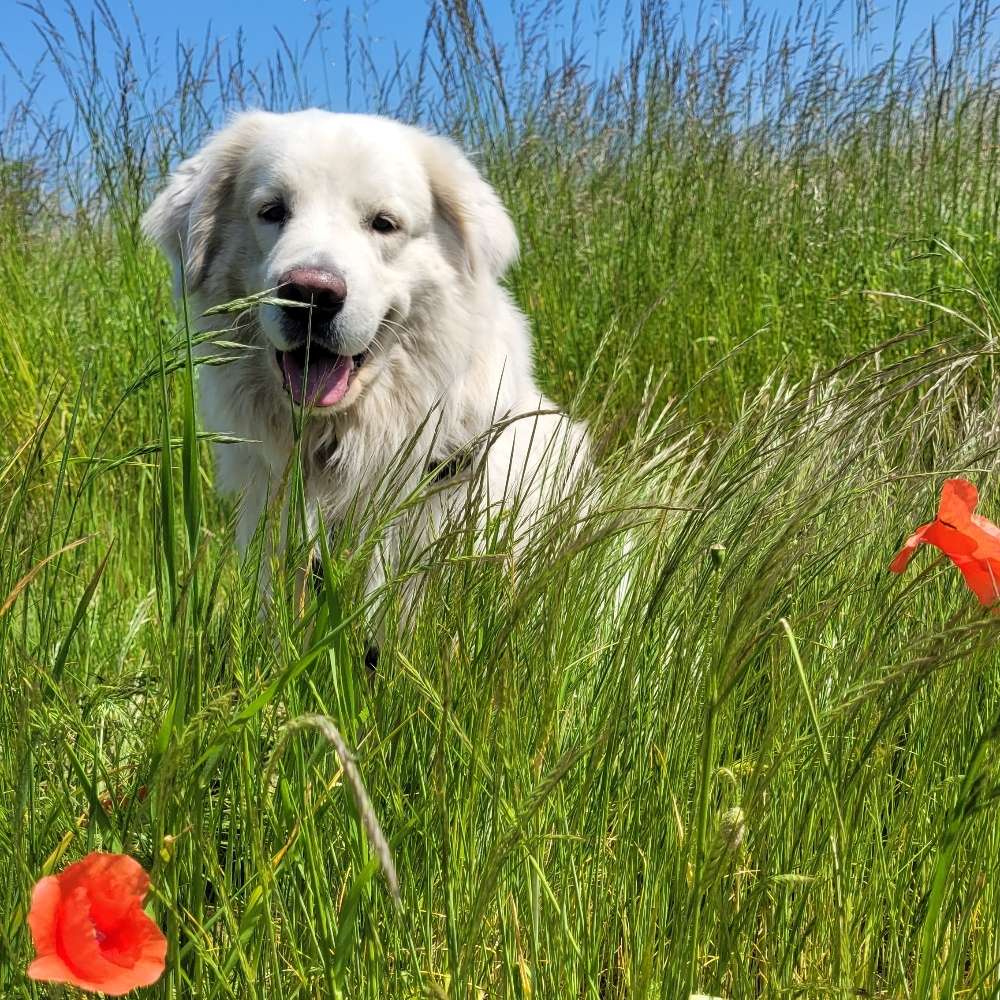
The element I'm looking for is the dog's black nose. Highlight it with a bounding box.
[278,267,347,328]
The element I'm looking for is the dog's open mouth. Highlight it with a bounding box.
[278,346,369,407]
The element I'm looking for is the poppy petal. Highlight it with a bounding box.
[890,523,931,573]
[950,555,1000,605]
[938,478,978,527]
[56,885,114,981]
[100,903,168,973]
[26,954,77,985]
[60,853,150,922]
[923,520,979,558]
[26,875,62,958]
[56,886,162,995]
[971,512,1000,551]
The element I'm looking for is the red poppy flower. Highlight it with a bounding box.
[890,478,1000,605]
[26,852,167,995]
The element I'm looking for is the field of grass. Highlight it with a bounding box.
[5,1,1000,996]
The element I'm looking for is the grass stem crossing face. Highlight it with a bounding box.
[272,266,369,407]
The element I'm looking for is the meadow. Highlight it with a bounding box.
[4,1,1000,996]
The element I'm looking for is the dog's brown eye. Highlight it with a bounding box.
[258,202,289,225]
[371,213,397,234]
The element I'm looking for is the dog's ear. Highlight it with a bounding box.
[417,132,519,280]
[142,111,269,295]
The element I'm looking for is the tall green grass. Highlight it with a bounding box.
[4,1,1000,996]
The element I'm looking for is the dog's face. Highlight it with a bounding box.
[144,110,518,413]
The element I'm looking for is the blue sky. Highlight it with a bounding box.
[0,1,960,125]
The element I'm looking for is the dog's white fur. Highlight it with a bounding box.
[143,109,587,589]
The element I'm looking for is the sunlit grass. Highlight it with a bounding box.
[3,1,1000,996]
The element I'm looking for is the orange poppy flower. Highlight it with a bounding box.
[26,852,167,995]
[890,477,1000,605]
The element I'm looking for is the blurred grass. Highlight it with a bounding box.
[4,1,1000,997]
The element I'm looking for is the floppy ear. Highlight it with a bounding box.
[417,132,519,280]
[142,111,270,295]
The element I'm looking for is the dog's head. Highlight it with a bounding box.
[143,110,518,413]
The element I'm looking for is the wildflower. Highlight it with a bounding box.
[26,852,167,995]
[890,478,1000,605]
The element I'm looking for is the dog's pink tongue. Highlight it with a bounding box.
[281,351,354,406]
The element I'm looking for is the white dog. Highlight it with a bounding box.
[143,109,588,597]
